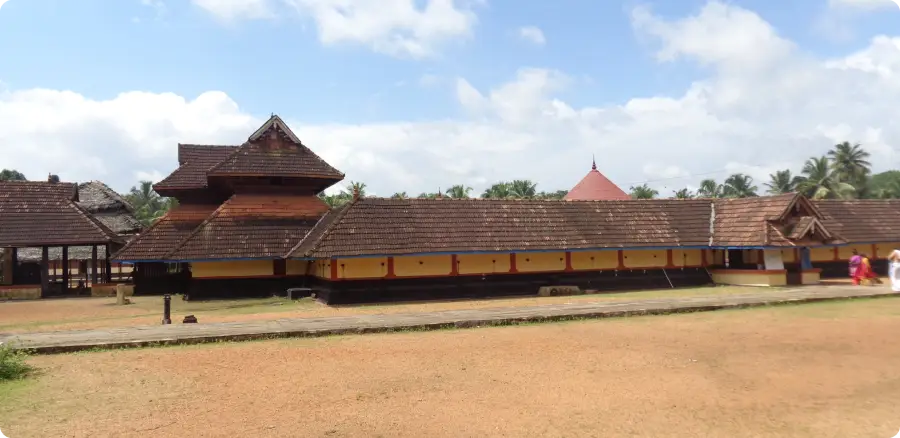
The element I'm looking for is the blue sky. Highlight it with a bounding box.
[0,0,898,195]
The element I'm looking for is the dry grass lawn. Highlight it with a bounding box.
[0,285,763,333]
[2,298,899,437]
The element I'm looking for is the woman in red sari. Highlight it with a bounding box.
[855,254,878,285]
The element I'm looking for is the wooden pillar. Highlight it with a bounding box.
[665,249,675,268]
[62,246,69,293]
[564,252,573,272]
[833,247,839,261]
[91,245,99,286]
[450,254,459,276]
[617,250,626,269]
[509,253,518,273]
[8,247,17,284]
[330,258,338,280]
[385,257,396,278]
[104,244,112,283]
[40,246,49,297]
[701,250,708,267]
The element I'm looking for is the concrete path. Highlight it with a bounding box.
[2,286,896,354]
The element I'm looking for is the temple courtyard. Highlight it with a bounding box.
[1,295,899,437]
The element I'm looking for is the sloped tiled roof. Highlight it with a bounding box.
[166,194,330,260]
[77,181,142,236]
[711,194,797,247]
[814,199,900,243]
[291,198,713,258]
[112,204,219,261]
[0,181,119,247]
[154,145,239,191]
[207,116,343,180]
[564,161,630,201]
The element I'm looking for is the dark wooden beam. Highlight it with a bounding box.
[91,245,99,286]
[9,247,17,284]
[104,244,112,283]
[62,246,69,294]
[40,246,49,298]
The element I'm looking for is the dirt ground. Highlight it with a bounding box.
[0,285,764,333]
[1,298,899,438]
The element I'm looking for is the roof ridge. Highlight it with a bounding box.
[110,206,174,259]
[291,203,355,258]
[65,197,119,244]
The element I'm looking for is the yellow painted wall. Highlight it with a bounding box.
[457,253,510,275]
[810,247,836,262]
[191,260,273,278]
[517,252,566,273]
[706,250,725,265]
[286,260,309,276]
[837,244,874,260]
[571,251,619,270]
[672,249,703,267]
[335,257,387,279]
[622,249,666,269]
[710,270,787,287]
[874,243,900,259]
[780,249,797,263]
[312,259,331,279]
[801,271,821,285]
[394,255,452,277]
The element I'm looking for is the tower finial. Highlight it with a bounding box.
[591,154,597,171]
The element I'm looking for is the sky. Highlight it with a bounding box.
[1,0,900,197]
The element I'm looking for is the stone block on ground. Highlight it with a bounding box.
[538,285,583,297]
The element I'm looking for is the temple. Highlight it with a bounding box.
[111,116,900,304]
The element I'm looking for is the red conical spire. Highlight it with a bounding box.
[564,156,629,201]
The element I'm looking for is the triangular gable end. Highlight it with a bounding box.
[248,114,302,145]
[777,193,825,222]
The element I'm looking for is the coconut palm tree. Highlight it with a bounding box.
[481,182,512,199]
[417,192,440,199]
[765,170,804,195]
[827,141,871,187]
[509,179,538,199]
[721,173,758,198]
[538,189,568,200]
[696,179,723,198]
[126,181,165,226]
[345,181,367,197]
[390,192,409,199]
[796,156,857,199]
[445,185,473,199]
[673,188,693,199]
[629,184,658,199]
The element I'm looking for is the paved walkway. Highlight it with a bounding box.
[2,286,896,354]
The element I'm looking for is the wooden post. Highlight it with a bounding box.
[40,246,49,297]
[9,247,17,284]
[104,244,112,283]
[91,245,99,286]
[62,246,69,294]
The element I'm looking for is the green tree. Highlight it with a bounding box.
[722,173,758,198]
[345,181,367,197]
[0,169,26,181]
[796,156,856,199]
[537,189,568,200]
[827,142,871,189]
[673,188,694,199]
[629,184,658,199]
[867,170,900,199]
[125,181,172,226]
[481,182,512,199]
[765,170,804,195]
[390,192,409,199]
[445,185,473,199]
[509,179,538,199]
[696,179,723,198]
[417,192,440,199]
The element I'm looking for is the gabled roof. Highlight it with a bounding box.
[813,199,900,243]
[290,198,713,259]
[154,145,240,192]
[0,181,119,247]
[564,160,630,201]
[112,204,219,262]
[77,181,143,236]
[206,115,344,180]
[165,194,330,261]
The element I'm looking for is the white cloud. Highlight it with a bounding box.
[0,0,11,12]
[518,26,546,46]
[828,0,896,9]
[283,0,478,57]
[191,0,272,22]
[4,1,900,198]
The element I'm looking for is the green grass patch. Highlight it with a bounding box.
[0,344,34,381]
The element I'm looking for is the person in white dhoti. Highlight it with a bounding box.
[888,249,900,292]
